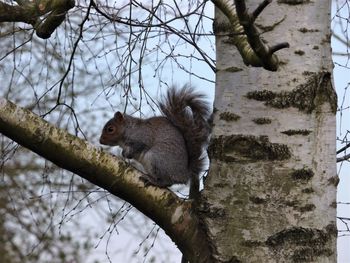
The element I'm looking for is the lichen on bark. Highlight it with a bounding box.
[281,129,312,136]
[277,0,311,4]
[208,135,291,162]
[219,112,241,122]
[266,224,337,262]
[290,168,314,181]
[252,118,272,125]
[246,71,337,114]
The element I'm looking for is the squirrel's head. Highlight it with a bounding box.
[99,112,125,146]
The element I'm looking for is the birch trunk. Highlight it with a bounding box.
[201,0,337,262]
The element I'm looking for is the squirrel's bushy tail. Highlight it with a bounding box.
[159,85,211,198]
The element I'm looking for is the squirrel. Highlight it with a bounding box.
[99,85,211,198]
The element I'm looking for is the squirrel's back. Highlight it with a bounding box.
[123,115,191,185]
[159,85,211,195]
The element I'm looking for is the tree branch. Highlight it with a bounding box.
[0,0,75,39]
[234,0,289,71]
[0,1,37,24]
[337,153,350,162]
[0,97,212,263]
[211,0,289,71]
[337,141,350,154]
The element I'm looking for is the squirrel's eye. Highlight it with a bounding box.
[107,126,114,133]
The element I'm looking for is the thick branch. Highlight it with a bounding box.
[0,98,212,263]
[212,0,289,71]
[0,0,74,39]
[212,0,262,67]
[0,2,37,24]
[234,0,288,71]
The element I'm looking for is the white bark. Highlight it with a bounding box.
[202,0,337,262]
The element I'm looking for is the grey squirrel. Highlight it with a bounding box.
[99,85,211,198]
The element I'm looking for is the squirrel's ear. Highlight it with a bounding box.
[114,112,124,122]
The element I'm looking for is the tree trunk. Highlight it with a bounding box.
[200,0,337,262]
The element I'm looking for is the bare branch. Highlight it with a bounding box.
[337,142,350,154]
[0,0,75,39]
[252,0,271,21]
[337,153,350,162]
[234,0,289,71]
[270,42,290,54]
[0,1,37,24]
[211,0,289,71]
